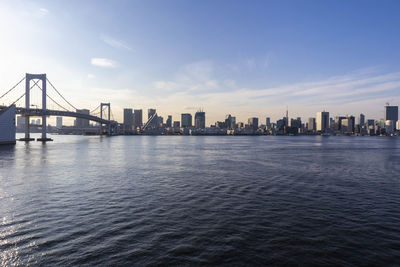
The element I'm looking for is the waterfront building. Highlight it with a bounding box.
[397,120,400,131]
[225,114,236,129]
[76,109,90,128]
[266,117,271,129]
[384,105,398,123]
[148,108,156,119]
[316,111,329,132]
[359,113,365,126]
[341,116,355,133]
[36,119,41,125]
[248,117,259,131]
[56,117,63,128]
[181,113,192,128]
[17,116,25,130]
[166,115,172,128]
[173,121,180,128]
[0,105,16,145]
[195,111,206,129]
[134,109,143,129]
[308,118,316,131]
[385,120,395,134]
[123,108,133,131]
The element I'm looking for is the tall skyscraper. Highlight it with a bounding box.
[248,117,259,131]
[225,114,235,129]
[123,108,133,131]
[384,106,398,128]
[166,115,172,128]
[266,117,271,129]
[308,117,316,131]
[358,113,365,126]
[195,111,206,129]
[56,117,63,128]
[148,108,156,119]
[316,111,329,132]
[181,113,192,128]
[134,109,143,129]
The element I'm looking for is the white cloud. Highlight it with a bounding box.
[87,74,95,79]
[38,8,49,17]
[101,34,132,50]
[91,58,118,68]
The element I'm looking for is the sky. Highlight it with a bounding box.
[1,0,400,125]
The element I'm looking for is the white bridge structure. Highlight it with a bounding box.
[0,73,119,141]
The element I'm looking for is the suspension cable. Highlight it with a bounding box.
[46,78,78,110]
[0,76,26,99]
[10,79,40,106]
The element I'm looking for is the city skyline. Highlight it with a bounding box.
[1,1,400,125]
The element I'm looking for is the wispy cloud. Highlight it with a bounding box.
[91,58,118,68]
[39,8,49,16]
[87,73,95,79]
[101,34,132,50]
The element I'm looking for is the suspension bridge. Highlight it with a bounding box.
[0,73,119,142]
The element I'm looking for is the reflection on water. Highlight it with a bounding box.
[1,135,400,265]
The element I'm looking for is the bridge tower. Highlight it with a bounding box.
[19,73,52,142]
[100,103,111,135]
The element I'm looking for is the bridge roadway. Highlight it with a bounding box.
[0,105,117,125]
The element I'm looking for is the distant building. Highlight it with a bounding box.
[76,109,90,128]
[225,114,236,129]
[134,109,143,129]
[181,113,192,128]
[316,111,329,132]
[341,116,355,133]
[166,115,172,128]
[148,108,156,119]
[173,121,180,128]
[266,117,271,129]
[195,111,206,129]
[123,108,133,131]
[385,120,395,134]
[36,119,41,125]
[358,113,365,126]
[248,117,258,131]
[56,117,63,128]
[384,105,398,122]
[308,117,316,131]
[17,116,25,129]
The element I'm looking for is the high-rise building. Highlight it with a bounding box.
[358,113,365,126]
[17,116,25,129]
[173,121,180,128]
[148,108,156,119]
[308,118,316,131]
[134,109,143,129]
[342,116,355,133]
[123,108,133,131]
[384,105,398,122]
[76,109,90,128]
[166,115,172,128]
[225,114,235,129]
[195,111,206,129]
[266,117,271,129]
[248,117,259,131]
[316,111,329,132]
[181,113,192,128]
[36,119,41,125]
[56,117,63,128]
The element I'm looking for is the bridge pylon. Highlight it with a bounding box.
[100,103,111,135]
[18,73,52,142]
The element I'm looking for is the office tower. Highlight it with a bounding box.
[359,113,365,126]
[181,113,192,128]
[123,108,133,130]
[148,108,156,119]
[385,120,395,134]
[248,117,259,131]
[316,111,329,132]
[384,105,398,122]
[173,121,180,128]
[56,117,63,128]
[76,109,90,128]
[166,115,172,128]
[134,109,143,128]
[341,116,355,133]
[225,114,235,129]
[308,118,316,131]
[266,117,271,129]
[36,119,41,125]
[0,105,16,145]
[397,120,400,131]
[195,111,206,129]
[158,116,163,126]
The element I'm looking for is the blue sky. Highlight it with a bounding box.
[1,0,400,124]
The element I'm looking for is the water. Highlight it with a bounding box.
[1,135,400,266]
